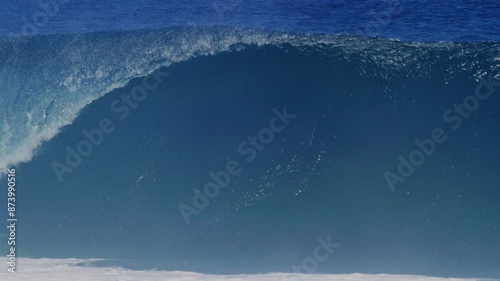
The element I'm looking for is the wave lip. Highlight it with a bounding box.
[0,258,496,281]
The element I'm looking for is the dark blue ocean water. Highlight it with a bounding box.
[0,0,499,279]
[2,0,499,41]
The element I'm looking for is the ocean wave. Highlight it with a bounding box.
[0,27,499,177]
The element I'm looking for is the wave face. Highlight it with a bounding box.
[0,28,287,175]
[1,27,500,278]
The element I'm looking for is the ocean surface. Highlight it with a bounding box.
[0,0,499,280]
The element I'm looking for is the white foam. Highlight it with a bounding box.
[0,258,493,281]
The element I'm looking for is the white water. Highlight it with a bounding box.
[0,258,495,281]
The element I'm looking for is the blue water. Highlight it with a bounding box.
[0,0,500,279]
[2,0,499,41]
